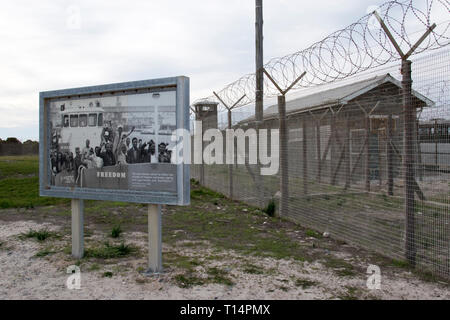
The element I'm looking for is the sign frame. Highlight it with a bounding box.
[39,76,190,206]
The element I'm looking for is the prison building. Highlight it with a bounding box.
[238,73,434,191]
[418,119,450,170]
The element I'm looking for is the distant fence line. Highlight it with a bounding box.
[0,142,39,156]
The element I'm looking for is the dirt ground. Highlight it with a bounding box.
[0,215,448,300]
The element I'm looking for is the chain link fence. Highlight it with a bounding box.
[191,0,450,280]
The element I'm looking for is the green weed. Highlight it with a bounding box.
[20,229,58,242]
[111,225,122,238]
[84,242,136,259]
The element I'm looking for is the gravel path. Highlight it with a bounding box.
[0,220,448,300]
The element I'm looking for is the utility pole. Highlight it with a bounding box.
[253,0,264,207]
[255,0,263,122]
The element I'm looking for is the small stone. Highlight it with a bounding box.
[323,232,330,238]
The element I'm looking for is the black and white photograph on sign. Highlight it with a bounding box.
[48,91,177,192]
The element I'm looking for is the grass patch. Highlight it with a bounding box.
[84,242,136,259]
[0,156,68,208]
[242,263,265,275]
[190,187,225,200]
[35,248,55,257]
[323,257,356,277]
[206,267,234,286]
[305,229,322,239]
[111,225,122,238]
[88,263,101,271]
[391,259,410,269]
[295,278,318,289]
[190,178,200,186]
[0,155,38,179]
[174,273,205,288]
[164,186,308,262]
[20,228,59,241]
[337,286,360,300]
[102,271,113,278]
[164,252,203,272]
[0,177,68,208]
[173,265,234,288]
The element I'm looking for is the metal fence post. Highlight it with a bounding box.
[387,114,394,196]
[345,115,351,189]
[302,117,308,195]
[372,12,435,267]
[330,114,337,185]
[279,95,289,216]
[228,109,233,199]
[262,69,305,216]
[212,92,246,200]
[365,116,371,192]
[316,119,321,183]
[402,59,416,267]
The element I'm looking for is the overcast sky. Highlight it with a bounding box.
[0,0,403,141]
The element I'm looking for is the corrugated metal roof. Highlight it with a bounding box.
[240,73,433,123]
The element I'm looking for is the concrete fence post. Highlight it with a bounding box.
[278,95,289,216]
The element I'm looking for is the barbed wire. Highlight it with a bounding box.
[419,79,450,108]
[192,0,450,113]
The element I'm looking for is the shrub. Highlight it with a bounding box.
[263,199,276,217]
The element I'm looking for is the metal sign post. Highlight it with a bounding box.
[148,204,162,273]
[71,199,84,259]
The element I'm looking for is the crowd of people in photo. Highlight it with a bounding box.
[50,121,172,182]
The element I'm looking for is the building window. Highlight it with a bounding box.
[79,114,87,127]
[88,113,97,127]
[98,113,103,127]
[70,115,78,127]
[63,115,69,127]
